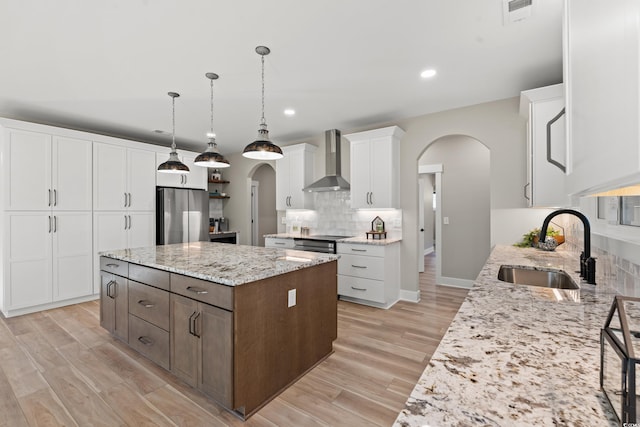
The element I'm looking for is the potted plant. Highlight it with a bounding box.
[514,227,562,247]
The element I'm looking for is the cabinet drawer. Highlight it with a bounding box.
[171,274,233,311]
[129,263,170,291]
[128,281,170,331]
[337,243,385,257]
[128,314,170,370]
[338,254,385,280]
[100,257,128,276]
[265,237,295,249]
[338,276,385,303]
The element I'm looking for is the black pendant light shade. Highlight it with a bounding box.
[158,92,190,174]
[242,46,284,160]
[195,73,230,168]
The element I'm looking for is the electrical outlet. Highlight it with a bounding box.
[281,217,287,224]
[288,289,296,307]
[443,216,450,225]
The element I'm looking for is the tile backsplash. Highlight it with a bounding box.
[281,191,402,239]
[557,216,640,296]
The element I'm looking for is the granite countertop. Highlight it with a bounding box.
[100,241,337,287]
[264,233,402,245]
[394,245,619,426]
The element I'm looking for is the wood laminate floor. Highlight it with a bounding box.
[0,254,468,427]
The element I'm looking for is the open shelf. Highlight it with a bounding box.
[208,179,230,184]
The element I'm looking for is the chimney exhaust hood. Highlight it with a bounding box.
[303,129,350,192]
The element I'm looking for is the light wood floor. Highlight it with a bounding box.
[0,254,468,427]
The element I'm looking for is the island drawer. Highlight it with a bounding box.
[129,264,170,291]
[171,274,233,311]
[338,276,385,303]
[128,314,169,370]
[337,243,385,257]
[128,280,170,331]
[338,254,385,280]
[100,257,128,276]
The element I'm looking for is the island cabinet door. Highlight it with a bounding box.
[99,271,128,342]
[170,294,199,388]
[199,303,233,409]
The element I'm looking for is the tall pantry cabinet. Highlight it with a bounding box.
[1,121,93,316]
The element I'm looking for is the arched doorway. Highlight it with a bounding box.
[249,163,277,246]
[418,135,490,288]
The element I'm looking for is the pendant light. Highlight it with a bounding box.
[242,45,284,160]
[158,92,189,174]
[194,72,230,168]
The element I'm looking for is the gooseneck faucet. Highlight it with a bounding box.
[539,209,596,284]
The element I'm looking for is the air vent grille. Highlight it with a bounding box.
[509,0,532,12]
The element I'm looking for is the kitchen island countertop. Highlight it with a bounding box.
[100,241,337,287]
[264,233,402,245]
[394,245,619,426]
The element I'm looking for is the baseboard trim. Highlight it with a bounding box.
[423,246,434,256]
[437,276,474,289]
[399,289,420,303]
[1,294,99,318]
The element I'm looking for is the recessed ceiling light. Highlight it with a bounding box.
[420,69,437,79]
[284,109,296,116]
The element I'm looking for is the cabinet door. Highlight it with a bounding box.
[52,212,93,301]
[275,156,290,210]
[127,212,155,249]
[127,148,157,211]
[100,272,116,334]
[53,136,92,211]
[93,211,128,292]
[199,303,233,407]
[6,212,53,309]
[94,143,127,210]
[350,140,371,208]
[170,294,199,387]
[369,136,395,208]
[287,150,305,208]
[4,129,52,210]
[113,276,129,342]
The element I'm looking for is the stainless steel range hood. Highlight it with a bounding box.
[303,129,350,192]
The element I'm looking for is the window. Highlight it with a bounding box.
[597,197,607,220]
[620,196,640,227]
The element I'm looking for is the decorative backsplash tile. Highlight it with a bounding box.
[282,191,402,239]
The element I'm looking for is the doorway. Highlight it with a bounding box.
[248,163,277,246]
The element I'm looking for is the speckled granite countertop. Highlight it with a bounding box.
[264,233,402,245]
[394,245,619,426]
[100,242,337,287]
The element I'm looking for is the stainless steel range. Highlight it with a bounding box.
[293,235,352,254]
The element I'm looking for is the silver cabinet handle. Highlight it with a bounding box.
[184,175,187,185]
[186,286,208,295]
[546,107,567,173]
[48,216,52,233]
[351,286,367,291]
[351,265,367,269]
[188,311,197,336]
[128,215,132,229]
[53,216,57,233]
[369,192,373,205]
[524,183,530,201]
[106,280,116,298]
[137,336,153,346]
[124,215,128,230]
[53,189,57,206]
[275,242,286,245]
[137,300,154,308]
[192,311,201,338]
[124,192,127,207]
[106,263,119,268]
[128,193,132,207]
[48,189,52,207]
[351,248,367,252]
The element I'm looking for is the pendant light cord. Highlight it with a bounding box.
[261,53,266,126]
[171,95,176,151]
[210,77,215,139]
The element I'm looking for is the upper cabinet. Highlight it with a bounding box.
[94,142,157,211]
[520,84,569,207]
[156,150,208,190]
[3,128,92,211]
[565,0,640,195]
[276,143,316,210]
[345,126,404,209]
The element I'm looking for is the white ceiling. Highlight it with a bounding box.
[0,0,563,155]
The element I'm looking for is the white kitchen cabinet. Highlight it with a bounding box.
[156,150,207,190]
[4,211,93,313]
[275,143,316,210]
[264,237,295,249]
[93,211,155,293]
[336,242,400,309]
[565,0,640,195]
[94,142,157,211]
[3,128,92,211]
[519,84,569,207]
[345,126,403,209]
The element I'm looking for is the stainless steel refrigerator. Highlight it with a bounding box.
[156,187,209,245]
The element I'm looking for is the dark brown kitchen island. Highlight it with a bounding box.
[99,242,338,419]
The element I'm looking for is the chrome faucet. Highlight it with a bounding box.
[539,209,596,284]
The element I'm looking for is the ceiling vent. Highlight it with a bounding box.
[503,0,533,25]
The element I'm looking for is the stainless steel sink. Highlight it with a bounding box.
[497,265,579,289]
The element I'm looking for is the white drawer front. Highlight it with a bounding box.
[338,276,385,303]
[338,254,384,280]
[265,237,295,249]
[337,243,385,257]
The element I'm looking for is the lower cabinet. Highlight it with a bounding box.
[170,294,233,408]
[99,269,129,343]
[337,242,400,309]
